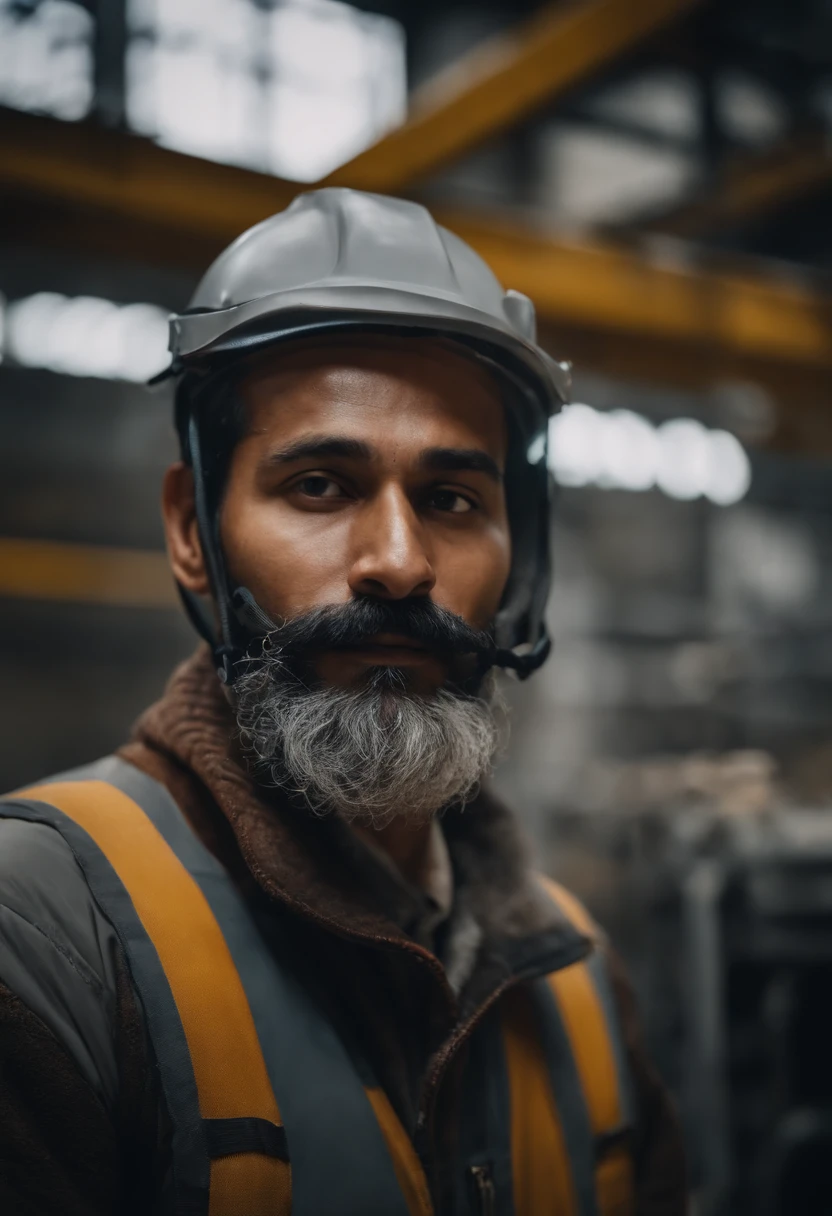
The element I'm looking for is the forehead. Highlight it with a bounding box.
[237,335,508,459]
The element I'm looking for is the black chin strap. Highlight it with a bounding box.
[186,413,243,685]
[493,633,551,679]
[183,412,551,685]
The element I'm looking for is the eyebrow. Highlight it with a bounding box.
[418,447,502,484]
[264,436,373,466]
[264,435,502,483]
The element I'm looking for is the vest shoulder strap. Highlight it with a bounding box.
[540,875,636,1216]
[4,760,289,1216]
[5,757,437,1216]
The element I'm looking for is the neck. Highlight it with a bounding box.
[352,816,435,889]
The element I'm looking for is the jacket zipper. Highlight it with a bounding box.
[420,935,591,1121]
[416,935,592,1209]
[467,1164,496,1216]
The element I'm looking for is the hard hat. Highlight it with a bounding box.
[161,188,569,683]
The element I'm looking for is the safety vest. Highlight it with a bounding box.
[2,757,635,1216]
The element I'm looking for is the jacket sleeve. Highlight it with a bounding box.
[606,946,689,1216]
[0,980,122,1216]
[0,819,162,1215]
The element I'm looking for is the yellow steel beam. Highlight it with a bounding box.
[0,108,298,244]
[438,208,832,371]
[2,109,832,379]
[0,538,176,609]
[324,0,703,193]
[631,131,832,239]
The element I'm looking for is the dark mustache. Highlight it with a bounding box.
[262,597,495,661]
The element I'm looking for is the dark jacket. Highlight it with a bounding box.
[0,648,687,1215]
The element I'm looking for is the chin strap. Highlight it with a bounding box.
[492,632,552,680]
[184,412,551,686]
[186,413,246,685]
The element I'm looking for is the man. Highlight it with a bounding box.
[0,189,685,1215]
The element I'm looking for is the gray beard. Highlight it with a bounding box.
[234,658,505,828]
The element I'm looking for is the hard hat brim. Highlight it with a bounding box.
[163,284,570,425]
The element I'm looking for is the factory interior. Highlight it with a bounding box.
[2,0,832,1211]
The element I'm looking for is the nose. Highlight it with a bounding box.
[348,484,436,601]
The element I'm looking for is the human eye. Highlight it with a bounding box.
[294,474,345,500]
[428,487,477,514]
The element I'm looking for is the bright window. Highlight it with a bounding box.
[126,0,406,180]
[0,0,93,120]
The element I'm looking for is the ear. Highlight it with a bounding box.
[162,462,211,595]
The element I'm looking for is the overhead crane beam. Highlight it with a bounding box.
[438,208,832,372]
[1,108,831,378]
[324,0,704,193]
[0,107,298,246]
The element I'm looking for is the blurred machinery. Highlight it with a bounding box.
[535,754,832,1216]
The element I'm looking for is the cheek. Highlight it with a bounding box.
[434,524,511,627]
[220,483,352,618]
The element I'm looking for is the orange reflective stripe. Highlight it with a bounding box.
[595,1149,636,1216]
[501,985,577,1216]
[548,963,621,1134]
[540,877,636,1216]
[540,876,598,939]
[21,781,291,1216]
[540,876,621,1130]
[365,1087,434,1216]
